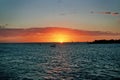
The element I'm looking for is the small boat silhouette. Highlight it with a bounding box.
[50,44,56,47]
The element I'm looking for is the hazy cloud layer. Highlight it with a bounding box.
[0,27,120,37]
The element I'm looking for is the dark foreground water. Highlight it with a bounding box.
[0,43,120,80]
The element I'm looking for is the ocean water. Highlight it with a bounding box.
[0,43,120,80]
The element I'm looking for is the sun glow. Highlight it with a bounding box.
[52,34,68,42]
[50,30,71,43]
[60,40,63,43]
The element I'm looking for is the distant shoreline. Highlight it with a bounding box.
[0,40,120,44]
[0,42,86,44]
[90,39,120,44]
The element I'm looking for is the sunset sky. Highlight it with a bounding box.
[0,0,120,42]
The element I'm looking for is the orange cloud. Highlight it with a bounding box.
[0,27,120,42]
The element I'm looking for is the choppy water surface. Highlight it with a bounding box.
[0,43,120,80]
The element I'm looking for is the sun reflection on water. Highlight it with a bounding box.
[42,45,74,80]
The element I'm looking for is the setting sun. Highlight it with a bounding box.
[60,40,63,43]
[52,33,70,42]
[50,28,72,43]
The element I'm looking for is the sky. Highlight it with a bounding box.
[0,0,120,42]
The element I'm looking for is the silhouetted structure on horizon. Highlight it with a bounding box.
[90,39,120,44]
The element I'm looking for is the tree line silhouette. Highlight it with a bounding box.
[91,39,120,44]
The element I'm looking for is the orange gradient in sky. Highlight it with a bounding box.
[0,27,119,43]
[38,28,73,42]
[52,33,70,42]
